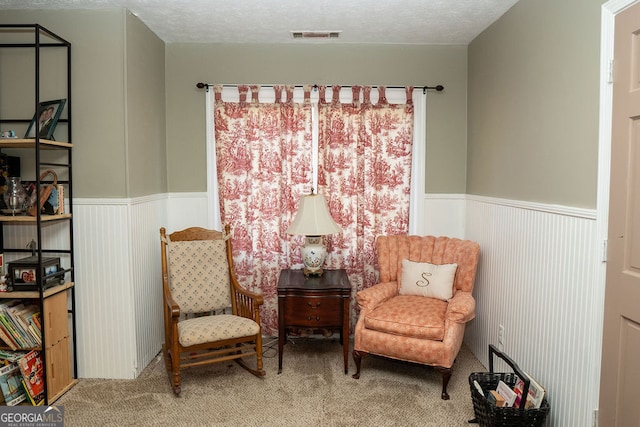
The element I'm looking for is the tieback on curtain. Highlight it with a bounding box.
[210,84,419,106]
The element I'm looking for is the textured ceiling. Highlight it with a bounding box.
[0,0,519,44]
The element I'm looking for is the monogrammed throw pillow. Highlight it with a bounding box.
[399,259,458,301]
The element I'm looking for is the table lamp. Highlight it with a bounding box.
[286,191,342,276]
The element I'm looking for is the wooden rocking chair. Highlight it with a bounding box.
[160,224,265,395]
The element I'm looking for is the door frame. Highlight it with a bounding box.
[597,0,640,413]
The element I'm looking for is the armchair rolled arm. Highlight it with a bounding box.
[446,291,476,324]
[355,281,398,313]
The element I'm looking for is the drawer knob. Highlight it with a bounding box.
[307,316,321,321]
[308,302,321,309]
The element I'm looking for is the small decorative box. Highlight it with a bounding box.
[8,256,64,291]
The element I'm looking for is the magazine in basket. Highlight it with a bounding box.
[513,373,546,409]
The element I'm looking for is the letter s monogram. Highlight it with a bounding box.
[416,271,432,287]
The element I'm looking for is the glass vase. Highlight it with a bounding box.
[3,177,28,216]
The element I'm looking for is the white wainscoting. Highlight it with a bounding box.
[421,194,466,238]
[464,195,604,427]
[70,196,167,379]
[13,189,606,427]
[69,194,206,379]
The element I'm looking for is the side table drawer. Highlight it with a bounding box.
[283,296,343,327]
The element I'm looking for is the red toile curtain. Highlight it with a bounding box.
[213,85,313,335]
[316,85,414,325]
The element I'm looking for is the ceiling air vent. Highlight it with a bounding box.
[291,31,341,39]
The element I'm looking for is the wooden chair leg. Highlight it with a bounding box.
[352,350,368,379]
[169,346,181,396]
[434,366,452,400]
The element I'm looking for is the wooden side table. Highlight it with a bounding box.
[277,268,351,374]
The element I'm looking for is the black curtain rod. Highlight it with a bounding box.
[196,82,444,93]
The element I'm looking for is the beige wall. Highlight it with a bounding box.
[1,10,467,197]
[0,10,165,198]
[468,0,604,208]
[1,3,609,207]
[125,11,167,197]
[165,43,468,193]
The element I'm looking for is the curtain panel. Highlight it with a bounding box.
[317,86,415,314]
[212,85,415,335]
[213,85,313,333]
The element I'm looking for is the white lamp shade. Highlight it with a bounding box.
[286,193,342,236]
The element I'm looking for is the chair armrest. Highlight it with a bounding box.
[233,284,265,306]
[163,284,181,319]
[355,281,398,313]
[446,291,476,323]
[231,277,264,321]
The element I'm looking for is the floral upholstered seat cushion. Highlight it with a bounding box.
[178,314,260,347]
[363,295,448,341]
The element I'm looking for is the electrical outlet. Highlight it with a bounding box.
[498,324,505,346]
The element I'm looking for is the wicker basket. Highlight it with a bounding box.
[468,345,550,427]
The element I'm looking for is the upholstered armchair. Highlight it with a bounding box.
[352,235,480,400]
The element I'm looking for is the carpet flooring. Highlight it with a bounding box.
[56,337,486,426]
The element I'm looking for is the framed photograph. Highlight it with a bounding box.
[44,264,58,275]
[14,268,36,284]
[24,99,66,140]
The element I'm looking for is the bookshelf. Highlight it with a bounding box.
[0,24,77,405]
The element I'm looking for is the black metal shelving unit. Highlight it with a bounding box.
[0,24,77,405]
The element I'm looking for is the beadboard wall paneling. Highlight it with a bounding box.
[6,188,608,427]
[130,195,167,377]
[69,195,167,379]
[464,196,603,427]
[72,200,136,378]
[69,194,202,379]
[422,194,466,238]
[166,192,209,231]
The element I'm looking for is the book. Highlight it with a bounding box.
[0,304,28,348]
[6,303,37,347]
[0,301,42,349]
[0,320,19,350]
[487,389,506,407]
[513,372,546,409]
[14,304,41,346]
[0,349,29,363]
[0,363,27,406]
[513,376,532,409]
[21,378,44,406]
[473,379,485,397]
[496,380,517,407]
[30,311,41,331]
[18,350,44,404]
[524,373,545,409]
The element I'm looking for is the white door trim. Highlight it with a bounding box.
[597,0,640,410]
[600,2,640,245]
